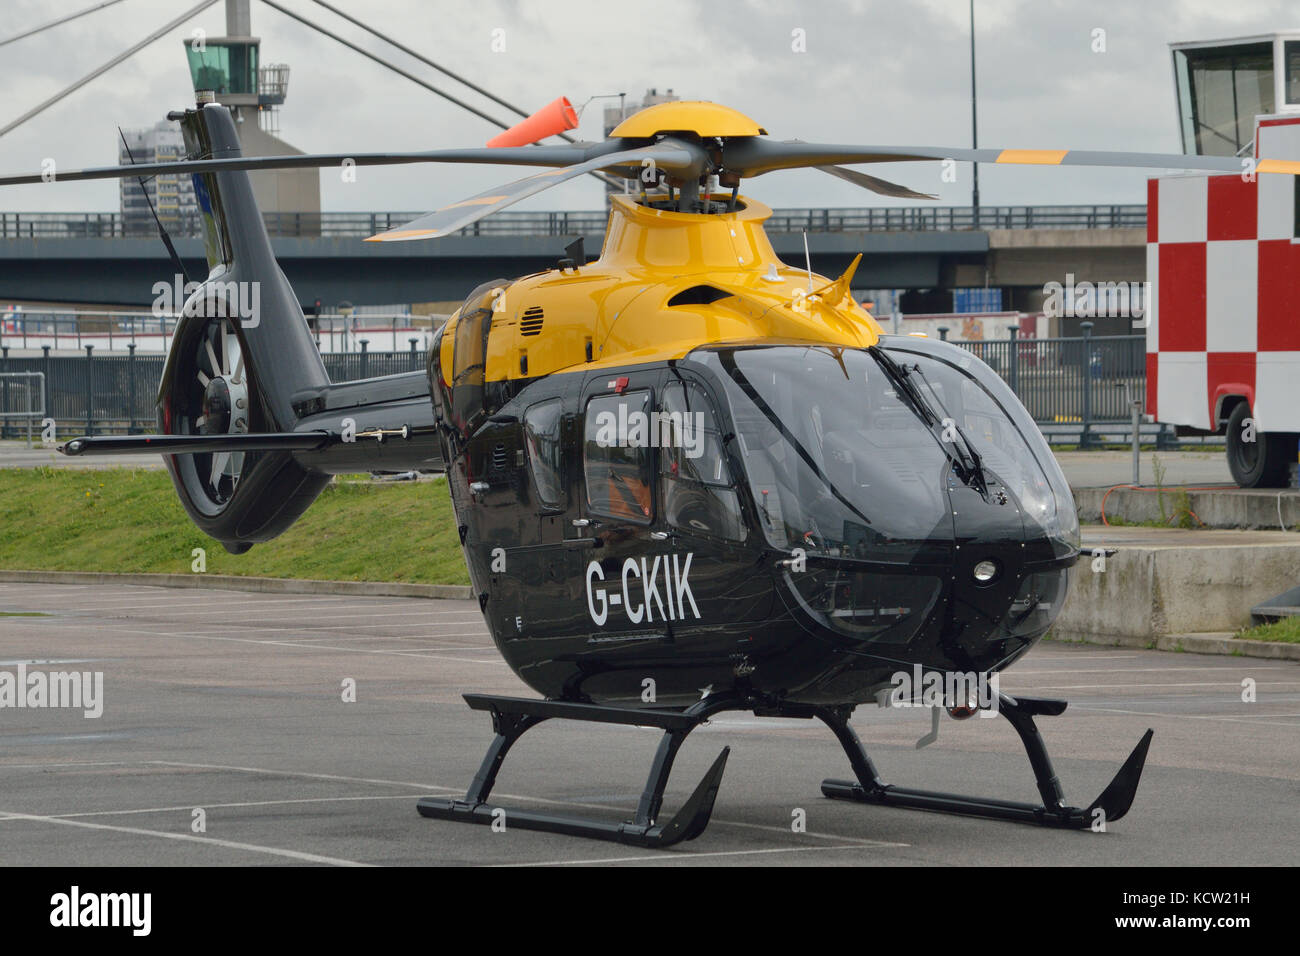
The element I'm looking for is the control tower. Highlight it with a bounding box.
[183,0,319,224]
[1171,33,1300,156]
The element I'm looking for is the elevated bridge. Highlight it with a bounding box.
[0,204,1147,308]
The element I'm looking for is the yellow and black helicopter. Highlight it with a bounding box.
[6,98,1295,848]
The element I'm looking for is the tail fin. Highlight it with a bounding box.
[169,103,331,427]
[62,103,443,554]
[152,104,333,552]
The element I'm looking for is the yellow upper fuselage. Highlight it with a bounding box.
[439,192,882,384]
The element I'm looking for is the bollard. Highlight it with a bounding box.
[1122,381,1141,485]
[1079,322,1094,449]
[1,346,8,440]
[41,346,50,430]
[1008,326,1019,395]
[127,343,138,433]
[84,344,94,436]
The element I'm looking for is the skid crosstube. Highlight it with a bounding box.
[417,690,1154,847]
[416,693,735,848]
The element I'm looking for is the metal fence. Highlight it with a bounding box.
[1,331,1171,445]
[951,329,1182,447]
[0,203,1148,240]
[0,346,426,438]
[0,372,44,446]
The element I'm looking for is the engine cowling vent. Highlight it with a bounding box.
[667,285,732,307]
[520,306,545,336]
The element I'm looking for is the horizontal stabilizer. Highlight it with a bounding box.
[60,432,330,457]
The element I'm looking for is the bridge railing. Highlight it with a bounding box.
[0,204,1148,240]
[0,310,440,354]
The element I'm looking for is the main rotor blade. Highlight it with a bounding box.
[728,138,1300,177]
[0,143,622,188]
[366,143,705,242]
[817,165,938,200]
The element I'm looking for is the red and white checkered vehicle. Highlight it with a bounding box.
[1146,114,1300,486]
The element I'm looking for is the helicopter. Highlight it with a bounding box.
[6,96,1295,848]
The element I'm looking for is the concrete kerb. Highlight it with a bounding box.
[1075,486,1300,530]
[0,569,473,601]
[1048,629,1300,661]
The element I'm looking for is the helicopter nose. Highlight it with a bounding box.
[944,478,1071,665]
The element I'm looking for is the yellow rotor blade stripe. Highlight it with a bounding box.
[363,229,438,242]
[442,195,508,210]
[996,149,1068,165]
[1257,158,1300,175]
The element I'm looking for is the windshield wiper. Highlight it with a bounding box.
[869,345,937,428]
[869,346,987,495]
[908,362,989,496]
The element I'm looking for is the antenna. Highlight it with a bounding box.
[803,231,813,292]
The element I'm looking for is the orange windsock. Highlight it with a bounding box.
[486,97,578,148]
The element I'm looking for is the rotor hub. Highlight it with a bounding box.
[200,377,232,435]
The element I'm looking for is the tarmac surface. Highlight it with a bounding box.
[1,582,1296,867]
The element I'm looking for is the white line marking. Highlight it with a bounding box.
[0,808,373,866]
[493,844,901,866]
[47,794,426,819]
[1014,665,1296,676]
[0,621,504,664]
[1024,681,1300,691]
[1073,704,1300,727]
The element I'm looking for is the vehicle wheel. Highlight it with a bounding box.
[1226,403,1295,488]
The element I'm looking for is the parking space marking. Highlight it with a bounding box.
[0,809,373,866]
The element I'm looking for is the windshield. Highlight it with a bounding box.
[884,338,1080,558]
[694,346,955,566]
[690,343,1079,563]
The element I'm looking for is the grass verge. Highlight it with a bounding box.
[1235,617,1300,644]
[0,467,469,586]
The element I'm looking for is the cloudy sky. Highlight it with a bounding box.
[1,0,1296,214]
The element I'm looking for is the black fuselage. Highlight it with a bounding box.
[432,334,1079,708]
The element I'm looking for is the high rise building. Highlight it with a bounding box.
[118,121,198,236]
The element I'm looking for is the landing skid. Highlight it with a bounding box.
[816,693,1154,830]
[417,693,735,848]
[417,691,1153,847]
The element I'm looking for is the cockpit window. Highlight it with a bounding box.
[584,391,653,524]
[523,399,564,511]
[688,343,1079,564]
[660,382,745,542]
[696,347,953,564]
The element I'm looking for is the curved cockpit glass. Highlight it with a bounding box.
[880,337,1080,559]
[691,346,954,566]
[686,342,1079,564]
